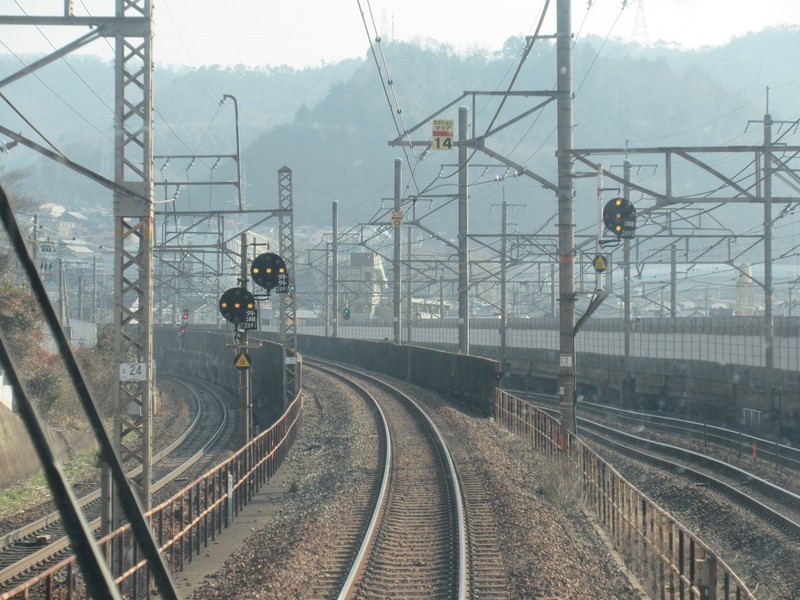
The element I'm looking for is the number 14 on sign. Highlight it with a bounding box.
[432,119,453,150]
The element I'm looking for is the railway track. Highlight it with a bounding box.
[0,376,230,593]
[577,419,800,537]
[304,365,389,598]
[523,393,800,538]
[307,361,467,599]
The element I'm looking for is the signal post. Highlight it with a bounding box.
[219,245,289,446]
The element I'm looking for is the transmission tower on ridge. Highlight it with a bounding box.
[632,0,650,47]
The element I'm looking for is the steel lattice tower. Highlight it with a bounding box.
[278,167,298,407]
[111,0,155,514]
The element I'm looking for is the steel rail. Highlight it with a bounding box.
[576,419,800,538]
[0,377,226,588]
[305,362,392,600]
[314,359,468,600]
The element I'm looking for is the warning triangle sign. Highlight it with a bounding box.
[593,254,608,272]
[234,352,251,369]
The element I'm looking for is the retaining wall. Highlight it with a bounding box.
[288,334,499,416]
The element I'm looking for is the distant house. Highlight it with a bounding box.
[57,211,88,237]
[38,203,66,218]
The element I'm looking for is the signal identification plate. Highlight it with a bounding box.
[120,362,147,381]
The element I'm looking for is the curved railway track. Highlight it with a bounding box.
[524,393,800,538]
[308,361,467,599]
[0,376,230,592]
[577,419,800,537]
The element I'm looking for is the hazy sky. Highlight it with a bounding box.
[0,0,796,68]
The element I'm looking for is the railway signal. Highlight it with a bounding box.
[250,252,289,293]
[180,308,189,336]
[218,287,256,326]
[342,306,350,320]
[602,197,636,239]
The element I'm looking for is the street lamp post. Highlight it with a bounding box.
[222,94,243,211]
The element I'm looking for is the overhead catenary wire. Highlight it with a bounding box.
[14,0,113,113]
[0,91,65,155]
[1,1,220,175]
[505,0,630,174]
[0,39,112,145]
[355,0,424,199]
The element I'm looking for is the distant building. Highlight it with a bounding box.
[38,203,66,218]
[736,265,755,316]
[343,252,390,318]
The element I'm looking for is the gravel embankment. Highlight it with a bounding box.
[575,406,800,597]
[192,370,645,599]
[593,438,800,599]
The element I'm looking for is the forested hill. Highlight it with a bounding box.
[0,26,797,233]
[242,27,799,230]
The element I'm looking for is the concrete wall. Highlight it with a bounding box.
[154,325,799,438]
[154,328,285,430]
[0,405,97,489]
[489,343,800,440]
[291,334,499,416]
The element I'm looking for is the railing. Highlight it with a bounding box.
[494,390,755,600]
[1,390,303,599]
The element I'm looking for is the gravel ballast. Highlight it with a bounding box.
[191,370,644,599]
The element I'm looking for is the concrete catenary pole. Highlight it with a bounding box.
[393,158,402,343]
[406,217,413,343]
[557,0,577,435]
[458,105,470,354]
[332,201,339,337]
[763,110,775,420]
[623,159,633,405]
[239,233,250,446]
[670,243,677,318]
[500,199,508,373]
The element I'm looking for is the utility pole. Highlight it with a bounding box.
[458,105,470,354]
[556,0,577,435]
[406,212,413,343]
[623,160,633,405]
[595,163,604,290]
[670,243,677,318]
[763,106,775,424]
[77,266,84,321]
[31,214,38,267]
[491,195,524,376]
[222,94,244,211]
[239,233,250,445]
[92,254,98,323]
[332,201,339,337]
[393,158,402,344]
[324,239,330,337]
[500,199,508,373]
[58,257,69,330]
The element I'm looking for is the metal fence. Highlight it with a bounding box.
[262,315,800,370]
[494,390,755,600]
[1,390,303,599]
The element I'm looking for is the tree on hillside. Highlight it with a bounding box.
[0,169,113,425]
